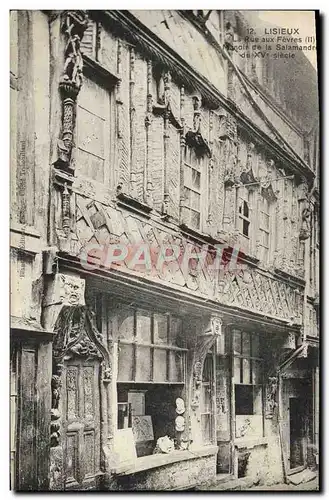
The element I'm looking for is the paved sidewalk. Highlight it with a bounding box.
[248,477,319,491]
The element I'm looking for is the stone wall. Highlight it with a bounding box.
[111,453,217,490]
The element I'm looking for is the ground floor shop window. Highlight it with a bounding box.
[233,330,264,438]
[116,306,187,457]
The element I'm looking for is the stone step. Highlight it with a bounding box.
[288,469,317,486]
[196,476,255,491]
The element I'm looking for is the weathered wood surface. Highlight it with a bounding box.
[15,341,52,491]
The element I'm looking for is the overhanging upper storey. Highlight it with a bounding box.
[97,9,315,186]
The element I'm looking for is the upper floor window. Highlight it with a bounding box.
[76,75,111,183]
[184,146,203,230]
[80,19,99,60]
[258,187,276,263]
[259,195,270,262]
[237,187,252,238]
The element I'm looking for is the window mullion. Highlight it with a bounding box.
[166,314,170,382]
[151,313,154,382]
[249,333,253,384]
[132,311,137,382]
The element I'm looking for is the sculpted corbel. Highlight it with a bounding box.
[42,273,86,332]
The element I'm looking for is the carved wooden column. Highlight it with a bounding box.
[52,11,88,253]
[282,177,290,271]
[116,40,123,141]
[179,86,186,223]
[144,60,154,207]
[207,111,214,229]
[129,47,138,198]
[188,316,222,450]
[298,181,312,241]
[273,173,285,269]
[290,182,299,272]
[162,72,172,215]
[265,376,278,419]
[221,112,238,236]
[296,180,311,283]
[115,39,125,194]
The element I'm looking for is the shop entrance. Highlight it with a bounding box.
[289,397,306,470]
[281,376,311,475]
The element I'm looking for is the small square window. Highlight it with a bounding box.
[243,219,250,237]
[235,385,253,415]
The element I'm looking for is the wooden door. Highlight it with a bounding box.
[289,397,306,470]
[62,358,102,490]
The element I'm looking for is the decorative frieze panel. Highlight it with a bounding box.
[218,268,303,323]
[71,193,304,323]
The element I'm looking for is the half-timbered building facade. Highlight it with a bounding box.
[10,10,319,491]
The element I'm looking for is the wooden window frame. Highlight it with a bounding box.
[233,331,264,422]
[236,187,253,240]
[118,310,187,384]
[259,195,271,262]
[183,146,204,231]
[200,354,214,445]
[74,52,118,188]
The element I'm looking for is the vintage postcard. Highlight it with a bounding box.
[10,9,320,491]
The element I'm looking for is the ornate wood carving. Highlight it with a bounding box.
[116,39,123,140]
[240,142,257,185]
[129,47,138,199]
[221,112,239,233]
[220,111,239,238]
[296,180,312,241]
[207,111,214,225]
[144,60,154,207]
[179,86,186,221]
[50,305,111,447]
[153,69,181,130]
[71,193,306,322]
[219,268,303,323]
[61,182,71,237]
[299,205,312,241]
[51,11,88,250]
[54,10,88,172]
[260,159,278,203]
[191,316,222,411]
[163,106,170,215]
[265,376,278,419]
[185,94,211,157]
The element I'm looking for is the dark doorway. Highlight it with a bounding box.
[289,397,306,470]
